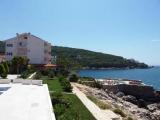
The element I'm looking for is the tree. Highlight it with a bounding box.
[0,64,7,78]
[3,62,9,73]
[69,73,79,82]
[11,56,29,74]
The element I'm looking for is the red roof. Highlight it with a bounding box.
[44,63,58,67]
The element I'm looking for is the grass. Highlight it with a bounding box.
[43,78,63,92]
[53,93,96,120]
[42,76,96,120]
[113,108,126,117]
[87,95,112,110]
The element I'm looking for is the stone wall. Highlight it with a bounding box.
[102,84,157,101]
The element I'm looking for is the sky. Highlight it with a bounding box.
[0,0,160,65]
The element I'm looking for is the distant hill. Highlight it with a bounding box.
[0,41,5,54]
[0,41,148,68]
[52,46,149,69]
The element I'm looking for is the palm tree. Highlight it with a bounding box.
[11,56,29,74]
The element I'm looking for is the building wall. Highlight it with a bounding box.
[5,33,52,64]
[5,38,17,61]
[27,35,45,64]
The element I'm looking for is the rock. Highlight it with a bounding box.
[147,103,158,112]
[157,103,160,109]
[116,92,125,98]
[136,109,152,120]
[122,95,138,105]
[138,99,147,108]
[153,110,160,120]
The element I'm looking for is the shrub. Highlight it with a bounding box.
[80,77,95,81]
[0,64,5,73]
[59,77,72,92]
[113,108,126,117]
[48,71,55,78]
[51,92,71,118]
[27,65,35,73]
[54,104,66,117]
[94,81,102,88]
[34,71,41,79]
[127,117,133,120]
[3,62,9,73]
[20,71,28,79]
[51,92,63,104]
[87,95,112,109]
[1,72,7,78]
[55,68,70,77]
[40,69,50,76]
[69,73,79,82]
[0,64,7,78]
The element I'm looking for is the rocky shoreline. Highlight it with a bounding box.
[80,66,153,70]
[74,83,160,120]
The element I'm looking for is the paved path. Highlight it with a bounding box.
[72,83,121,120]
[28,72,36,79]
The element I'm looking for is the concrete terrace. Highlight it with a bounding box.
[0,83,55,120]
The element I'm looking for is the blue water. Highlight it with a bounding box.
[78,67,160,90]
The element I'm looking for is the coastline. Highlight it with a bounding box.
[78,67,160,90]
[73,83,160,120]
[79,66,154,70]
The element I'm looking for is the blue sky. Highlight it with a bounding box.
[0,0,160,65]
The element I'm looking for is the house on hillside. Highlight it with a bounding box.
[4,33,52,64]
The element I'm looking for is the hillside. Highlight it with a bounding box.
[0,41,5,54]
[0,41,148,68]
[51,46,148,69]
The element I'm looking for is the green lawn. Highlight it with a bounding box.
[43,78,63,92]
[42,76,96,120]
[53,94,96,120]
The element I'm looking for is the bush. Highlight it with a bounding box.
[3,62,9,73]
[0,64,7,78]
[127,117,133,120]
[20,71,28,79]
[1,72,7,78]
[54,104,66,117]
[68,73,79,82]
[87,95,112,109]
[0,64,5,73]
[113,108,126,117]
[40,69,50,76]
[34,71,41,79]
[51,92,71,118]
[80,77,95,81]
[51,92,63,104]
[27,65,35,73]
[48,71,55,78]
[94,81,102,89]
[59,77,72,92]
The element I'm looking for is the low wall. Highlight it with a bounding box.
[103,84,156,100]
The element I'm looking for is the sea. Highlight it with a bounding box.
[78,67,160,90]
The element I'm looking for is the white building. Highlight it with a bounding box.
[5,33,51,64]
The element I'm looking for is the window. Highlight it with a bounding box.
[19,42,22,46]
[24,36,28,39]
[6,52,12,56]
[6,44,13,47]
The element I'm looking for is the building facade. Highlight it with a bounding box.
[5,33,51,64]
